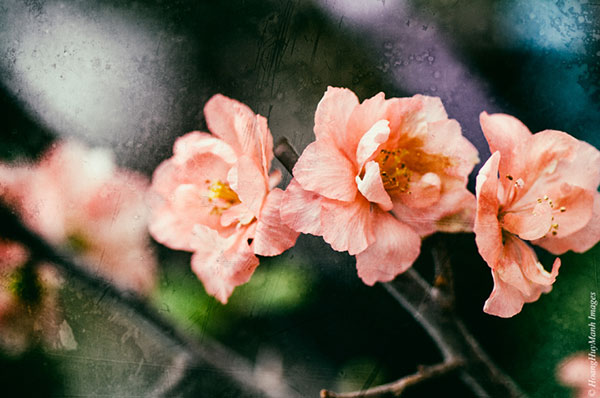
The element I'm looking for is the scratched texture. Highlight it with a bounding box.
[0,0,599,397]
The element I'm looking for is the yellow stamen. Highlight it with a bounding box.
[207,180,240,213]
[374,139,451,194]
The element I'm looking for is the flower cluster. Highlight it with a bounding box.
[0,141,157,295]
[0,240,62,355]
[0,140,157,353]
[150,90,600,318]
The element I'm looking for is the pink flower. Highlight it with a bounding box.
[474,113,600,317]
[0,141,157,294]
[280,87,478,285]
[0,240,63,355]
[557,353,597,398]
[148,94,299,303]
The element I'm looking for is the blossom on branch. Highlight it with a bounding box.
[0,240,63,355]
[148,94,298,303]
[280,87,478,285]
[0,141,157,294]
[474,113,600,317]
[556,353,598,398]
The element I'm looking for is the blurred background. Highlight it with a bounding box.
[0,0,599,396]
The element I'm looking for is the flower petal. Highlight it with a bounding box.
[474,151,503,267]
[293,138,358,202]
[151,152,231,200]
[345,92,389,156]
[355,161,393,211]
[484,236,559,318]
[254,189,300,256]
[320,196,374,255]
[268,169,282,190]
[280,179,323,236]
[355,212,421,285]
[534,191,600,254]
[479,112,531,175]
[0,240,28,271]
[483,270,527,318]
[228,155,268,218]
[549,183,594,238]
[422,119,479,179]
[379,97,425,148]
[396,172,441,209]
[526,130,600,192]
[393,186,476,236]
[314,86,360,145]
[149,184,218,251]
[172,131,237,165]
[220,202,255,227]
[355,120,390,168]
[502,201,553,241]
[190,225,259,304]
[204,94,272,172]
[415,95,448,122]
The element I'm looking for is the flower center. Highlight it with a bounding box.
[66,232,92,254]
[375,144,451,194]
[207,180,240,213]
[499,174,568,237]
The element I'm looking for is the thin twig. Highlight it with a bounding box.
[384,278,526,397]
[320,359,464,398]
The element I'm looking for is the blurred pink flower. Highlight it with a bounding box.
[0,240,64,355]
[474,113,600,317]
[280,87,478,285]
[0,141,157,294]
[148,94,299,303]
[557,353,598,398]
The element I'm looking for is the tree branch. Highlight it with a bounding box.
[0,201,300,398]
[320,359,463,398]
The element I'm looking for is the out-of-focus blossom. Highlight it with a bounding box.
[148,94,298,303]
[280,87,478,285]
[0,240,64,355]
[0,141,157,294]
[557,353,598,398]
[474,113,600,317]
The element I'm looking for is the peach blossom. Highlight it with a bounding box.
[281,87,478,285]
[557,353,598,398]
[0,240,63,355]
[148,94,299,303]
[0,141,157,294]
[474,113,600,317]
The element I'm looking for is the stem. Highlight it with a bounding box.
[0,202,300,398]
[385,276,526,397]
[274,137,299,171]
[320,359,463,398]
[273,139,528,398]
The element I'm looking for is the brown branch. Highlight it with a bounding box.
[320,359,463,398]
[274,139,528,398]
[274,137,299,173]
[0,201,301,398]
[431,237,455,308]
[384,276,526,397]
